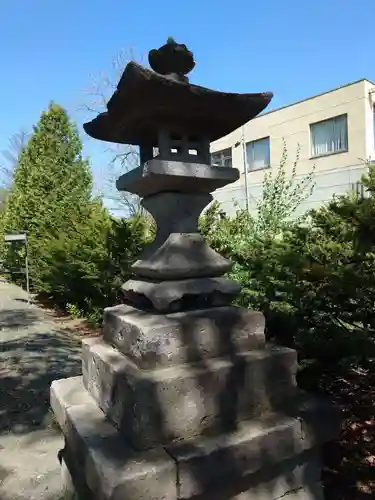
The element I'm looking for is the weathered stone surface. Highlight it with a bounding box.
[132,190,232,280]
[50,376,93,434]
[51,377,176,500]
[60,438,323,500]
[83,57,273,146]
[168,415,299,495]
[50,378,328,500]
[153,129,211,164]
[133,232,231,280]
[82,339,298,450]
[122,277,240,312]
[116,159,239,197]
[142,191,211,237]
[103,304,265,369]
[148,39,195,81]
[165,415,322,499]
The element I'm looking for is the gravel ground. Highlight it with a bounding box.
[0,279,82,500]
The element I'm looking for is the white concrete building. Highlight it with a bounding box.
[210,79,375,216]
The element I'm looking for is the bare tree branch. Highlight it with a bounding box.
[80,47,147,217]
[80,47,146,116]
[0,130,28,188]
[103,144,142,216]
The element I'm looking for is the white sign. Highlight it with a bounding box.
[4,233,27,242]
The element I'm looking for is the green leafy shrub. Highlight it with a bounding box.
[1,103,147,323]
[201,151,375,363]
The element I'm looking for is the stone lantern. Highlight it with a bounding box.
[51,39,339,500]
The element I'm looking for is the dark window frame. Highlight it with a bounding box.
[246,136,271,172]
[310,114,349,159]
[211,148,232,168]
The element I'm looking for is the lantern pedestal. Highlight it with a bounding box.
[51,39,339,500]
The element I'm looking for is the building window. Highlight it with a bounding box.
[310,114,348,158]
[246,137,270,171]
[211,148,232,168]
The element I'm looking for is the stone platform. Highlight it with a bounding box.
[51,303,339,499]
[51,376,337,500]
[82,337,298,450]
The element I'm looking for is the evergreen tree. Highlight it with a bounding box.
[1,102,146,321]
[3,102,93,238]
[2,103,109,302]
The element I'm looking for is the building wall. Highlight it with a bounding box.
[211,79,374,216]
[214,164,369,216]
[365,80,375,160]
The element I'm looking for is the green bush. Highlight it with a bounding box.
[201,156,375,363]
[36,213,147,324]
[1,103,147,324]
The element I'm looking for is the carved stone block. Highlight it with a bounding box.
[82,339,298,450]
[122,277,241,312]
[103,304,266,369]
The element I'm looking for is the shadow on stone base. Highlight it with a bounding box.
[51,376,335,500]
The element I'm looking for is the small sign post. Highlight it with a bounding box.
[3,233,30,299]
[4,233,27,242]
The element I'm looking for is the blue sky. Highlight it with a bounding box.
[1,0,375,196]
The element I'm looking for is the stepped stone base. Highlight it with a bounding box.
[51,376,335,500]
[82,338,298,450]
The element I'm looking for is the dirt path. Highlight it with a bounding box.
[0,279,83,500]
